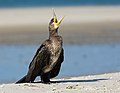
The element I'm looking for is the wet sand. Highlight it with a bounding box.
[1,22,120,44]
[0,6,120,44]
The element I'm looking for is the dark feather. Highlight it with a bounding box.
[50,48,64,78]
[25,41,51,82]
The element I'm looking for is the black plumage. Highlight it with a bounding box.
[16,11,64,84]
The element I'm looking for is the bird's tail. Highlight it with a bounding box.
[16,75,26,84]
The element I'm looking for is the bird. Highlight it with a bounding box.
[16,10,64,84]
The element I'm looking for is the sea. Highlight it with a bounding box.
[0,0,120,8]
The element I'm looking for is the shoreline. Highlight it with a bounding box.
[0,72,120,93]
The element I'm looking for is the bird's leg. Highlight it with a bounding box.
[41,72,51,84]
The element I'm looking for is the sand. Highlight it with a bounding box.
[0,72,120,93]
[0,6,120,44]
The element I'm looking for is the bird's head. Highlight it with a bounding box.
[49,10,64,31]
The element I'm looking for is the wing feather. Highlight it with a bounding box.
[25,41,51,82]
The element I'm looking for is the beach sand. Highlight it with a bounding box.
[0,6,120,44]
[0,72,120,93]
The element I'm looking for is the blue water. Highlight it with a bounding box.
[0,0,120,8]
[0,44,120,83]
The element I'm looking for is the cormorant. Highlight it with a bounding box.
[16,10,64,84]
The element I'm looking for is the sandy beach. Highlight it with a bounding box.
[0,72,119,93]
[0,6,120,44]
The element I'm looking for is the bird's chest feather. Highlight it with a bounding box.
[48,37,62,55]
[51,40,61,54]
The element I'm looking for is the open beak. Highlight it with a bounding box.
[56,16,64,25]
[53,9,64,26]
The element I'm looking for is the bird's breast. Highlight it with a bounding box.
[48,36,63,55]
[52,41,61,53]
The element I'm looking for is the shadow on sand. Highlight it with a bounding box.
[34,78,109,84]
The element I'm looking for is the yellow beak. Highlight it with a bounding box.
[56,16,64,25]
[53,9,64,26]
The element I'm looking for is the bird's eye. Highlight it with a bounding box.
[54,20,57,23]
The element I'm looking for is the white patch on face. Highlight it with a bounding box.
[54,23,58,29]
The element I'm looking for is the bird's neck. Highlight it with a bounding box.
[49,29,58,38]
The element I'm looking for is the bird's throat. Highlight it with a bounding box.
[49,29,58,37]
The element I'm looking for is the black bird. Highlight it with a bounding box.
[16,11,64,84]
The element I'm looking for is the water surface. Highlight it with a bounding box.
[0,44,120,83]
[0,0,120,8]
